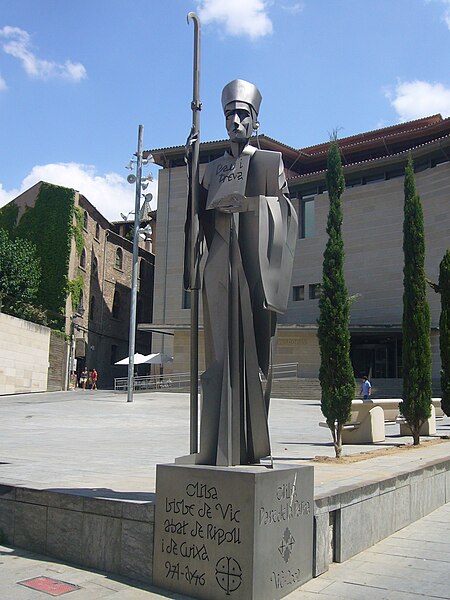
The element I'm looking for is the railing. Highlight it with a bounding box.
[114,362,299,392]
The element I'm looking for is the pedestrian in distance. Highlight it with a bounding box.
[80,367,88,390]
[360,375,372,400]
[91,368,98,390]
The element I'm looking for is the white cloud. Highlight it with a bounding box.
[0,73,7,91]
[438,0,450,28]
[197,0,273,39]
[386,80,450,122]
[281,2,305,14]
[0,163,158,222]
[0,26,86,82]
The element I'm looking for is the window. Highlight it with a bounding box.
[300,196,315,239]
[309,283,322,300]
[80,248,86,269]
[83,210,88,230]
[293,285,305,301]
[364,173,385,185]
[89,295,95,320]
[95,223,100,239]
[112,290,121,319]
[110,344,118,365]
[137,299,143,322]
[139,260,145,280]
[182,289,191,310]
[115,247,123,270]
[92,255,98,276]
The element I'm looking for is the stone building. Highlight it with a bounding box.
[143,115,450,389]
[0,181,155,389]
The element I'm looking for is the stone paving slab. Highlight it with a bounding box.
[1,503,449,599]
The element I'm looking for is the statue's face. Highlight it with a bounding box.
[224,102,254,143]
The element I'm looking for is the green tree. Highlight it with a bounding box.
[430,250,450,416]
[318,139,355,458]
[401,156,432,444]
[439,250,450,416]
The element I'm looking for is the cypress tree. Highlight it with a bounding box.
[439,250,450,416]
[318,138,355,458]
[401,155,432,444]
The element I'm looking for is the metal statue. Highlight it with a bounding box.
[183,79,298,466]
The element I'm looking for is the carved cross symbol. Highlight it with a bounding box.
[278,527,296,563]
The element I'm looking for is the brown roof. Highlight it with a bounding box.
[146,114,450,177]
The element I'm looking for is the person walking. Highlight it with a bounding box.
[360,375,372,400]
[80,367,88,390]
[91,368,98,390]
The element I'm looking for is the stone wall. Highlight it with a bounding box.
[0,486,154,583]
[0,313,50,395]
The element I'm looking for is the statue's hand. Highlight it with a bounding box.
[216,194,258,213]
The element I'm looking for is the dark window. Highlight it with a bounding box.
[83,210,88,230]
[387,168,405,180]
[345,177,363,188]
[364,173,385,185]
[95,223,100,239]
[293,285,305,301]
[92,255,98,276]
[309,283,322,300]
[115,247,123,270]
[80,248,86,269]
[182,289,191,310]
[89,296,95,320]
[110,344,118,365]
[300,196,315,239]
[112,290,121,319]
[137,299,143,322]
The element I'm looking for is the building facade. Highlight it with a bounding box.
[1,181,155,389]
[145,115,450,387]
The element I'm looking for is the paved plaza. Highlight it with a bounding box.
[1,389,449,496]
[0,389,449,599]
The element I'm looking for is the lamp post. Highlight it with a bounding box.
[126,125,153,403]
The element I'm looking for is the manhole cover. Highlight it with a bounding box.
[18,576,81,596]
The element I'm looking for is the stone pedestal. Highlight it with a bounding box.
[153,464,313,600]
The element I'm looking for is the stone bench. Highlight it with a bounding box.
[319,397,442,444]
[397,404,437,436]
[367,399,401,423]
[432,398,445,419]
[319,401,385,444]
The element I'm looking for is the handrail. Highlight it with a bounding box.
[114,362,299,392]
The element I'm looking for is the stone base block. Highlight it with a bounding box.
[153,464,314,600]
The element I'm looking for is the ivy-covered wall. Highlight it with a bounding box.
[0,183,76,326]
[0,202,19,233]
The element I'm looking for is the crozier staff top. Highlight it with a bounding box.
[221,79,262,116]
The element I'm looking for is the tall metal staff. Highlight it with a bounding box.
[185,12,201,454]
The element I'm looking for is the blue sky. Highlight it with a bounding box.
[1,0,450,220]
